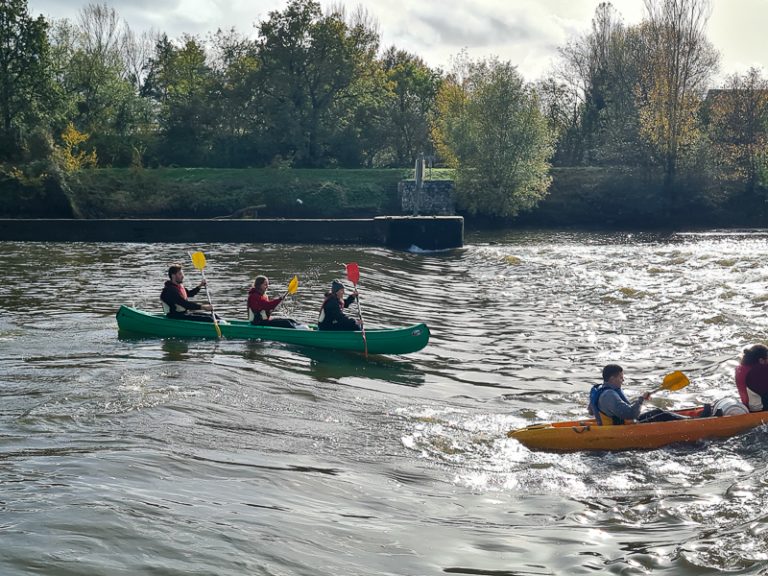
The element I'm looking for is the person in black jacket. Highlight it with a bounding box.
[160,264,214,321]
[318,279,360,331]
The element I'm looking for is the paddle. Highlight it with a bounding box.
[345,262,368,357]
[282,275,299,299]
[189,251,222,338]
[647,370,690,396]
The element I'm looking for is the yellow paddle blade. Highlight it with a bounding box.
[661,370,689,391]
[190,251,207,270]
[287,275,299,295]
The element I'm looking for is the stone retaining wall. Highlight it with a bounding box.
[399,180,455,215]
[0,216,464,250]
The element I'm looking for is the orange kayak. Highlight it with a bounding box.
[507,407,768,452]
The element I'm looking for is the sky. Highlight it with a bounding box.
[27,0,768,85]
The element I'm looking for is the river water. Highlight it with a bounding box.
[1,230,768,575]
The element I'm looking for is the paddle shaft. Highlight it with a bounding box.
[352,281,368,357]
[200,269,222,337]
[188,251,222,338]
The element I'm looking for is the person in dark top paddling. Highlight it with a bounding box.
[247,275,299,328]
[318,279,360,331]
[588,364,687,425]
[736,344,768,410]
[744,359,768,412]
[160,264,215,321]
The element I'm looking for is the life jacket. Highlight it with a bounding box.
[589,383,630,426]
[161,282,189,314]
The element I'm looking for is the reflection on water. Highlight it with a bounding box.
[160,338,190,361]
[2,232,768,574]
[304,348,426,387]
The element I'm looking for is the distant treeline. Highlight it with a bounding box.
[1,0,767,223]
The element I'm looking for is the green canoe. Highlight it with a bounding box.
[115,305,430,355]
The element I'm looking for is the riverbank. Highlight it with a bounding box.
[0,166,415,219]
[1,164,760,227]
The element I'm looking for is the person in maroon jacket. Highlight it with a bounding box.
[247,275,299,328]
[160,264,214,321]
[736,344,768,409]
[745,360,768,412]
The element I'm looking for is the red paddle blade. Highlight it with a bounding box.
[346,262,360,284]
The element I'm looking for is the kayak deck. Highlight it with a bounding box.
[115,305,430,355]
[508,407,768,452]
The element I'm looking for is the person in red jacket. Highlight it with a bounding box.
[735,344,768,405]
[247,275,299,328]
[736,344,768,411]
[160,264,215,321]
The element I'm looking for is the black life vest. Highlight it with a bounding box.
[161,282,189,314]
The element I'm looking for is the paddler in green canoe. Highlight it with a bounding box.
[160,264,217,322]
[588,364,689,425]
[318,279,360,331]
[247,275,301,328]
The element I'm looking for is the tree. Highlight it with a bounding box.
[433,56,554,218]
[377,47,441,166]
[555,3,645,166]
[705,68,768,197]
[50,3,153,166]
[256,0,380,166]
[142,34,217,166]
[637,0,719,205]
[536,77,582,166]
[0,0,54,158]
[207,28,266,167]
[57,122,97,170]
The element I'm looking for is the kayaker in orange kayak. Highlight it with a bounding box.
[588,364,687,425]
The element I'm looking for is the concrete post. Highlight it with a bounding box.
[413,152,425,216]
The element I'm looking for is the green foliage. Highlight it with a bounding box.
[0,0,55,158]
[63,167,407,218]
[704,68,768,197]
[434,57,554,218]
[256,0,381,167]
[635,0,719,203]
[518,166,666,226]
[207,29,265,167]
[376,47,442,166]
[143,34,217,166]
[0,161,76,217]
[50,5,151,161]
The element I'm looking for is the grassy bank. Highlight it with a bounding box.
[69,167,415,218]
